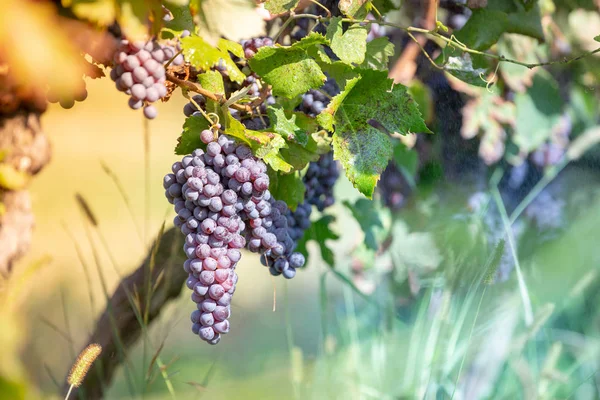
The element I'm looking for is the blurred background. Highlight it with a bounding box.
[2,0,600,399]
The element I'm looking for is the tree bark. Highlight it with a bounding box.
[0,111,51,276]
[65,227,187,399]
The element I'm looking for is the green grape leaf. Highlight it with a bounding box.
[514,70,563,153]
[217,38,244,59]
[197,70,225,117]
[339,0,370,18]
[268,171,305,210]
[297,215,339,267]
[181,35,245,83]
[248,33,328,98]
[318,70,431,198]
[343,199,385,250]
[497,33,542,92]
[190,0,265,45]
[268,105,309,146]
[326,17,368,64]
[360,37,395,70]
[408,80,434,125]
[175,116,211,155]
[264,0,300,14]
[251,134,293,172]
[443,53,489,87]
[320,62,359,91]
[392,141,419,187]
[162,2,194,34]
[455,0,544,50]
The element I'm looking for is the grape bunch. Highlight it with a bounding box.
[111,38,185,119]
[298,77,340,116]
[241,37,274,58]
[46,76,88,109]
[164,129,307,343]
[377,162,411,210]
[303,152,339,211]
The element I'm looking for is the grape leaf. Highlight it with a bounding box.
[455,0,544,50]
[318,70,431,198]
[248,33,328,98]
[320,61,359,91]
[162,2,194,34]
[443,53,489,87]
[343,199,385,250]
[190,0,265,45]
[296,215,339,267]
[595,35,600,42]
[251,134,293,172]
[175,116,211,155]
[264,0,300,14]
[267,105,309,146]
[197,70,225,118]
[514,70,563,153]
[217,38,244,59]
[339,0,370,18]
[181,35,245,83]
[360,37,395,70]
[268,171,305,210]
[326,17,368,64]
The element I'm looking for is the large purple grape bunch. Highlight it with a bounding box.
[164,129,307,343]
[111,37,185,119]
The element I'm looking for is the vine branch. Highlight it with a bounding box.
[289,13,600,70]
[166,72,252,113]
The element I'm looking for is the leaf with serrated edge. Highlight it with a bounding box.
[265,0,300,14]
[319,69,430,197]
[326,17,368,64]
[217,38,244,59]
[181,35,245,83]
[360,37,395,70]
[268,105,309,145]
[268,170,305,210]
[296,215,339,267]
[197,70,225,118]
[248,33,328,98]
[175,116,211,155]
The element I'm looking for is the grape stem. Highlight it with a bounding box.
[166,72,252,113]
[288,13,600,70]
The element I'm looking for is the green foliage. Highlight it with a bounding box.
[175,116,211,155]
[326,17,368,64]
[319,70,430,197]
[267,105,309,146]
[264,0,299,14]
[297,215,339,267]
[514,71,563,153]
[268,171,305,210]
[456,0,544,50]
[443,53,489,88]
[180,35,245,83]
[248,33,328,98]
[360,37,395,70]
[197,70,225,117]
[343,198,387,251]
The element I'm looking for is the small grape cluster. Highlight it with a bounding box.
[377,162,410,210]
[303,152,339,211]
[164,129,307,343]
[46,77,87,109]
[111,37,185,119]
[241,37,274,58]
[298,77,340,116]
